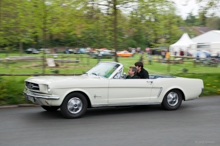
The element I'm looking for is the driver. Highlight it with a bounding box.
[126,67,139,79]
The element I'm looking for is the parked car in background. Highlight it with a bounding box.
[68,49,74,54]
[117,51,133,57]
[92,50,114,59]
[40,48,51,54]
[90,49,97,53]
[25,48,39,54]
[74,48,87,54]
[151,46,168,55]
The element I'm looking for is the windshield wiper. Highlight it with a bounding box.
[92,73,98,76]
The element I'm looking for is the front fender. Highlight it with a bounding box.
[50,88,92,106]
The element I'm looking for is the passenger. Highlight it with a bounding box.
[135,62,149,79]
[126,67,139,79]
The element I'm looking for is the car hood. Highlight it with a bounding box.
[25,75,100,85]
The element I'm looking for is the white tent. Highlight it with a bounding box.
[192,30,220,43]
[170,33,196,55]
[192,30,220,56]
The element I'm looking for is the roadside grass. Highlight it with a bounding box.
[0,52,66,58]
[1,52,220,74]
[0,53,220,105]
[173,73,220,97]
[0,52,47,58]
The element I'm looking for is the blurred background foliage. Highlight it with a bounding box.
[0,0,219,52]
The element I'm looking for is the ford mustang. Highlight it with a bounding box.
[23,62,204,118]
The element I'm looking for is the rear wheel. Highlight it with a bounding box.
[41,106,60,111]
[162,90,182,110]
[60,93,88,118]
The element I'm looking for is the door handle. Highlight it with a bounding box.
[147,81,153,84]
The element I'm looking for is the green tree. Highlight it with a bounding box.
[0,0,32,57]
[198,8,208,26]
[206,16,220,29]
[185,12,198,26]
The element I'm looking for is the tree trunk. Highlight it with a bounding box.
[19,41,23,56]
[96,19,100,48]
[32,34,38,48]
[167,58,170,72]
[0,0,1,31]
[113,0,118,62]
[5,46,9,68]
[42,0,47,74]
[5,47,9,58]
[49,33,53,47]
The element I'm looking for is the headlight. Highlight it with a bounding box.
[47,85,52,94]
[39,84,52,94]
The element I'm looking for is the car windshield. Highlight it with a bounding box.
[86,62,120,78]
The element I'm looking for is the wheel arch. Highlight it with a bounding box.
[63,91,92,108]
[165,88,186,101]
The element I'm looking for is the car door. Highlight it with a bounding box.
[86,78,109,106]
[108,79,153,105]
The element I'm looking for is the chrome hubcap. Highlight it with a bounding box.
[67,97,83,114]
[167,92,179,107]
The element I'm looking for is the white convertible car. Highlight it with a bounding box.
[24,62,204,118]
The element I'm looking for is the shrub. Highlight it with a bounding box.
[0,77,28,105]
[176,73,220,96]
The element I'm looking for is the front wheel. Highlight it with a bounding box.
[41,106,60,111]
[60,93,88,118]
[162,90,182,110]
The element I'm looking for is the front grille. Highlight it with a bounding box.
[25,82,39,91]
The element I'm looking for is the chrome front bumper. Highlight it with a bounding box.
[23,89,60,105]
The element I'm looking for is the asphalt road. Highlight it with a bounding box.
[0,96,220,146]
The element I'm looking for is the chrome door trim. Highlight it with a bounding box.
[92,102,161,107]
[157,87,163,98]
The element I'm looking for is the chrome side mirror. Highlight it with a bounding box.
[121,72,127,78]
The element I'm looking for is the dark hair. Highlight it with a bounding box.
[129,66,137,75]
[135,62,143,69]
